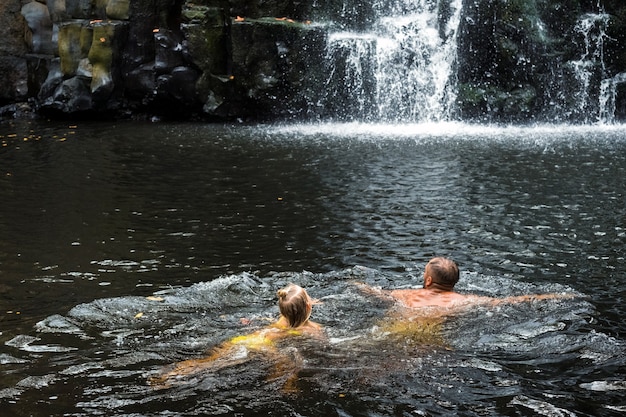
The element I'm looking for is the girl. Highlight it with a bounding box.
[150,284,324,388]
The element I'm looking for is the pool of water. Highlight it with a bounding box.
[0,120,625,416]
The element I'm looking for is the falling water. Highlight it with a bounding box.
[599,72,626,123]
[323,0,463,122]
[324,33,377,121]
[567,12,611,123]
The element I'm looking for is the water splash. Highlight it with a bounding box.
[323,0,463,122]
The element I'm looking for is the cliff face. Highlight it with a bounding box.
[1,0,327,120]
[1,0,625,122]
[0,0,29,108]
[457,0,626,123]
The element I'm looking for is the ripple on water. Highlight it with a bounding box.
[1,268,624,416]
[5,334,77,353]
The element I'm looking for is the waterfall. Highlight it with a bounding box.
[566,12,611,123]
[323,0,463,123]
[319,0,624,124]
[569,9,626,125]
[599,72,626,124]
[324,33,377,121]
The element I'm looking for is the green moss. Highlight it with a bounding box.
[241,16,316,29]
[457,82,537,121]
[79,26,93,57]
[184,24,228,74]
[106,0,130,20]
[88,24,115,93]
[182,5,226,26]
[58,22,84,76]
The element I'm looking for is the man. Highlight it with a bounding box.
[355,257,572,310]
[387,257,469,308]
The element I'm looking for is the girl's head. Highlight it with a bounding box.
[277,284,312,328]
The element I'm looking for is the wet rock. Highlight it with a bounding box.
[124,62,157,101]
[40,76,93,113]
[0,101,36,120]
[38,58,63,101]
[0,57,29,104]
[154,29,186,74]
[0,0,29,105]
[89,21,128,100]
[457,0,626,122]
[230,0,308,20]
[66,0,94,19]
[21,1,55,55]
[154,65,200,105]
[181,5,230,116]
[1,0,28,56]
[106,0,130,20]
[48,0,68,22]
[229,17,326,119]
[2,0,625,121]
[58,21,86,76]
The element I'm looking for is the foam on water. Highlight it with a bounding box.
[2,268,622,415]
[269,121,626,140]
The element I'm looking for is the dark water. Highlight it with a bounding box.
[0,120,625,416]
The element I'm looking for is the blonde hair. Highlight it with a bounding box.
[276,284,312,328]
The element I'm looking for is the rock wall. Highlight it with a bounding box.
[0,0,29,110]
[1,0,328,120]
[457,0,626,123]
[1,0,626,122]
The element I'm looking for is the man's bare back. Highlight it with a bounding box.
[389,288,478,308]
[355,257,574,313]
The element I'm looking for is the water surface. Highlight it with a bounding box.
[0,120,625,416]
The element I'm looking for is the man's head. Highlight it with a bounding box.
[423,257,459,290]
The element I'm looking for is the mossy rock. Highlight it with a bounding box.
[457,82,537,122]
[88,21,127,96]
[183,23,228,74]
[58,21,85,76]
[106,0,130,20]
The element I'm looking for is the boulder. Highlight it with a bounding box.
[0,57,29,103]
[58,21,86,76]
[21,1,55,55]
[89,21,128,100]
[1,0,28,56]
[106,0,130,20]
[40,76,93,113]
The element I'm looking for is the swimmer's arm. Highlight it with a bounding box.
[491,292,578,305]
[351,281,395,301]
[149,350,223,387]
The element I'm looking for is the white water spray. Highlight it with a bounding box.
[324,0,463,122]
[568,10,613,123]
[599,72,626,124]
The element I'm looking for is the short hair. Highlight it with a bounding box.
[427,257,459,288]
[277,284,312,328]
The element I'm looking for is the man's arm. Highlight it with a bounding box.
[491,292,577,306]
[352,281,396,301]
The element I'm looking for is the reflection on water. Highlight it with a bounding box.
[1,120,625,416]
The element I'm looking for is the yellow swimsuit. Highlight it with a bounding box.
[229,327,302,351]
